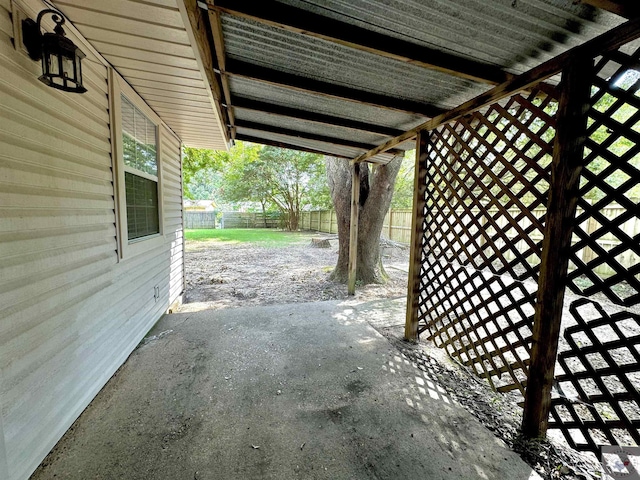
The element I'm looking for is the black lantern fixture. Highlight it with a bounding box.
[22,9,86,93]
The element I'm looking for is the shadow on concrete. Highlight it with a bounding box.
[32,300,540,480]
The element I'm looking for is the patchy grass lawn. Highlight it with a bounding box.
[185,228,311,247]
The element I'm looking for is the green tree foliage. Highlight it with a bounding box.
[586,79,640,202]
[187,168,223,201]
[219,142,270,217]
[259,146,329,230]
[390,150,416,209]
[220,142,330,230]
[182,147,225,200]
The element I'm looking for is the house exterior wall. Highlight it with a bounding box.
[0,1,185,479]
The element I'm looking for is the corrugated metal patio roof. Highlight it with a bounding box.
[195,0,628,163]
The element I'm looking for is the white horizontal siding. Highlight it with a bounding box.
[161,127,185,305]
[55,0,184,28]
[0,2,185,478]
[54,4,191,43]
[0,2,11,39]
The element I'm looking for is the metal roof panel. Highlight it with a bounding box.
[229,77,426,132]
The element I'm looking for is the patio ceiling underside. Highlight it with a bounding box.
[199,0,625,164]
[54,0,228,151]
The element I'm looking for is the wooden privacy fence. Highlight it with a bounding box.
[300,210,338,234]
[301,203,639,274]
[184,211,217,229]
[300,209,414,243]
[408,39,640,453]
[221,211,281,229]
[450,204,639,279]
[185,211,284,229]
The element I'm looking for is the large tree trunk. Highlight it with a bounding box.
[326,155,403,284]
[289,209,299,231]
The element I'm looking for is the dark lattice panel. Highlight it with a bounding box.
[568,44,640,306]
[417,86,559,398]
[549,299,640,453]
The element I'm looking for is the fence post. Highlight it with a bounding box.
[330,210,334,234]
[522,57,593,438]
[581,200,598,264]
[405,131,430,341]
[388,209,393,240]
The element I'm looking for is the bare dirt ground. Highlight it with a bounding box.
[178,232,613,480]
[181,233,409,312]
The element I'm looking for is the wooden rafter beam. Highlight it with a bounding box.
[225,59,444,118]
[577,0,640,18]
[232,97,404,138]
[180,0,230,144]
[235,133,352,159]
[206,6,236,137]
[209,0,511,85]
[234,119,405,154]
[351,16,640,164]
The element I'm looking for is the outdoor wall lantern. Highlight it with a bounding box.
[22,9,87,93]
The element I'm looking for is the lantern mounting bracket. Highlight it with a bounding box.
[22,9,62,61]
[21,8,87,93]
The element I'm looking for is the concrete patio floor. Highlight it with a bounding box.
[32,300,540,480]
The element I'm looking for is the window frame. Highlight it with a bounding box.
[109,69,164,261]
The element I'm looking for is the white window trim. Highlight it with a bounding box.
[109,68,165,261]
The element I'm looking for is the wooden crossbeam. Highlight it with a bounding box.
[578,0,640,18]
[181,0,230,144]
[232,97,404,137]
[207,6,235,137]
[235,133,352,159]
[209,0,511,85]
[225,59,443,117]
[234,119,404,154]
[351,16,640,164]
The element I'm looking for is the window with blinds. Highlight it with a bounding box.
[121,95,159,240]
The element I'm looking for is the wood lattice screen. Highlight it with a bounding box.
[547,42,640,452]
[417,85,559,399]
[416,40,640,454]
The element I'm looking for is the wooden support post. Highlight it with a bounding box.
[348,163,361,295]
[404,131,430,341]
[522,57,593,438]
